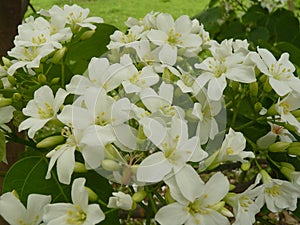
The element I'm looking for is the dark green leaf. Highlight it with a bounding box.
[248,26,270,46]
[274,42,300,67]
[0,132,6,163]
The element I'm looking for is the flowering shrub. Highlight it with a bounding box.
[0,1,300,225]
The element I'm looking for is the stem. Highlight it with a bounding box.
[97,198,108,207]
[234,120,255,131]
[104,208,118,215]
[146,188,158,214]
[5,133,36,148]
[61,62,65,87]
[154,189,166,205]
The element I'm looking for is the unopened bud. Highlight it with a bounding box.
[210,201,225,211]
[38,74,47,84]
[280,162,295,170]
[165,187,175,204]
[36,135,65,148]
[259,75,267,83]
[231,81,239,92]
[249,82,258,97]
[131,164,138,174]
[80,30,96,40]
[52,47,67,64]
[162,67,176,83]
[104,144,119,160]
[137,125,147,143]
[12,93,22,102]
[229,184,236,191]
[260,169,272,184]
[74,162,88,173]
[85,187,99,202]
[51,77,60,84]
[263,80,272,92]
[287,145,300,156]
[132,191,147,202]
[220,207,234,217]
[0,96,12,107]
[291,110,300,117]
[241,161,251,171]
[254,102,263,113]
[267,104,277,116]
[284,123,298,132]
[12,190,20,199]
[101,159,120,171]
[2,57,11,67]
[7,76,16,86]
[268,142,290,152]
[280,166,294,180]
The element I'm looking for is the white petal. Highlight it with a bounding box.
[147,30,168,46]
[159,44,177,65]
[257,132,277,149]
[269,78,291,96]
[71,178,88,209]
[155,203,189,225]
[175,15,192,34]
[85,204,105,224]
[57,147,75,184]
[27,194,51,224]
[66,75,93,95]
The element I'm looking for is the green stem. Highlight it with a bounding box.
[97,198,108,207]
[266,154,281,169]
[5,133,36,148]
[61,62,65,87]
[104,208,118,215]
[234,120,255,131]
[154,189,166,205]
[147,188,158,214]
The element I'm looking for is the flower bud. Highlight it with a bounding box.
[85,187,99,202]
[287,145,300,156]
[0,80,3,89]
[104,144,119,160]
[51,77,60,84]
[210,201,225,211]
[263,80,272,92]
[291,110,300,117]
[12,190,20,199]
[231,81,239,92]
[267,104,277,116]
[260,169,272,184]
[132,190,147,202]
[80,30,96,40]
[162,67,176,83]
[12,93,22,102]
[268,142,290,152]
[7,76,16,86]
[280,166,294,181]
[220,207,234,217]
[74,162,88,173]
[2,57,11,67]
[229,184,236,191]
[280,162,295,170]
[131,164,138,174]
[254,102,263,113]
[38,74,47,84]
[52,47,67,64]
[137,125,147,144]
[259,75,267,83]
[249,82,258,97]
[36,135,65,148]
[241,161,251,171]
[165,187,175,204]
[0,96,12,107]
[101,159,120,171]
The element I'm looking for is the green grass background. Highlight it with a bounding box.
[27,0,209,30]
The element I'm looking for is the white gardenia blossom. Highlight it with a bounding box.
[0,192,51,225]
[155,172,230,225]
[195,39,256,100]
[250,48,300,96]
[275,93,300,133]
[107,191,133,210]
[257,122,296,148]
[41,4,103,32]
[43,177,105,225]
[218,128,255,163]
[18,85,68,139]
[259,170,300,212]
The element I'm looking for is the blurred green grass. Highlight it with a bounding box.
[27,0,209,30]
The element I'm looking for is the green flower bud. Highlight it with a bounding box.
[2,57,11,67]
[210,201,225,211]
[74,162,88,173]
[7,75,16,86]
[0,79,3,89]
[287,146,300,156]
[231,81,239,92]
[0,96,12,107]
[50,77,60,84]
[85,187,99,202]
[254,102,263,113]
[38,74,47,84]
[137,125,147,144]
[284,123,298,132]
[162,67,177,83]
[101,159,120,171]
[80,30,96,40]
[249,82,258,97]
[36,135,65,148]
[291,109,300,117]
[104,144,119,160]
[132,190,147,202]
[241,161,251,171]
[280,166,294,180]
[12,190,20,199]
[131,164,138,174]
[260,169,272,184]
[52,47,67,64]
[288,142,300,148]
[12,93,22,102]
[267,104,277,116]
[165,187,175,204]
[259,74,267,83]
[268,142,290,152]
[280,162,295,171]
[263,80,272,92]
[229,184,236,191]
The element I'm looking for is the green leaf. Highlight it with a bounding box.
[0,132,6,163]
[65,23,117,75]
[2,156,120,225]
[248,26,270,46]
[242,4,269,26]
[218,20,245,40]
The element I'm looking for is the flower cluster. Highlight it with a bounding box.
[0,3,300,225]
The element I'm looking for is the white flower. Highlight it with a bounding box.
[155,172,230,225]
[257,122,296,148]
[0,105,15,125]
[43,177,105,225]
[226,176,264,225]
[250,48,300,96]
[195,39,256,100]
[66,57,124,94]
[218,128,255,163]
[137,117,207,199]
[275,93,300,133]
[0,192,51,225]
[107,191,133,210]
[41,4,103,32]
[18,85,68,139]
[259,170,300,212]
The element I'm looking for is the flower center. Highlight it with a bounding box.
[240,196,253,212]
[279,102,290,114]
[66,205,87,225]
[38,102,54,119]
[167,29,182,46]
[226,147,235,155]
